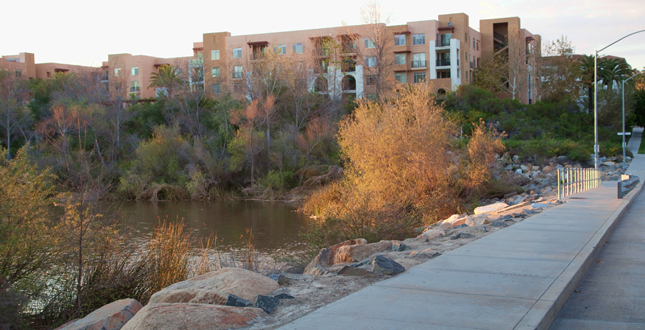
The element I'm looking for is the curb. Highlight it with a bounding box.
[513,180,645,330]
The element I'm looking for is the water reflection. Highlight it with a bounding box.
[119,201,310,253]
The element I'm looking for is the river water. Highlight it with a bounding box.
[119,201,310,254]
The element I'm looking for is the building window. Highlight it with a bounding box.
[293,43,304,54]
[395,72,406,84]
[414,72,426,83]
[15,70,21,77]
[477,41,480,50]
[46,71,51,78]
[212,83,221,94]
[394,34,405,46]
[413,34,425,45]
[465,52,468,63]
[276,44,287,55]
[395,53,406,65]
[233,65,243,79]
[233,82,243,92]
[132,67,138,76]
[412,53,426,68]
[115,82,122,90]
[365,38,375,49]
[114,68,121,77]
[465,70,468,81]
[211,50,220,60]
[365,75,376,86]
[473,38,475,48]
[131,80,140,92]
[211,67,220,77]
[457,69,460,79]
[233,48,242,58]
[465,32,468,41]
[438,71,451,79]
[366,57,376,67]
[439,33,451,47]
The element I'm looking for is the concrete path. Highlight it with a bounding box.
[550,128,645,329]
[281,134,645,329]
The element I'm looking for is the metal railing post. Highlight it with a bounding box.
[557,169,561,200]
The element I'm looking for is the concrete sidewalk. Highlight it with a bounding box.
[281,136,645,329]
[550,127,645,329]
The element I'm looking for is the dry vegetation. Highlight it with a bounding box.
[302,85,504,246]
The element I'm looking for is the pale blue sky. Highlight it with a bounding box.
[2,0,643,70]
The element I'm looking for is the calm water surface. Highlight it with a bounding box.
[119,201,310,253]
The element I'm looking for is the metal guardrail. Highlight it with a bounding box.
[557,168,601,199]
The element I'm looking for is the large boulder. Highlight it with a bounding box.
[333,241,393,264]
[370,255,405,276]
[149,268,278,305]
[474,202,509,215]
[121,304,266,330]
[55,299,142,330]
[303,238,367,275]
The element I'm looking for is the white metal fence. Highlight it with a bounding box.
[557,168,602,199]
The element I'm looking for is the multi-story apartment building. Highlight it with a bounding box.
[1,52,102,80]
[3,13,540,104]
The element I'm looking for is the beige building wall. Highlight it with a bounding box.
[480,17,541,103]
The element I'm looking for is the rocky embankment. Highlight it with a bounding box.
[56,154,632,330]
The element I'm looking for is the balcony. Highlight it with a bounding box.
[436,59,451,67]
[130,86,140,93]
[232,72,243,80]
[411,60,426,68]
[436,39,451,47]
[470,60,476,68]
[250,53,265,60]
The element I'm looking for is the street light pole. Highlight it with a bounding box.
[622,69,645,167]
[594,50,598,169]
[593,29,645,170]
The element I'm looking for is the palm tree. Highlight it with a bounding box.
[148,65,182,98]
[599,58,632,89]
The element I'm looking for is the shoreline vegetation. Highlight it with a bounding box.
[1,64,641,328]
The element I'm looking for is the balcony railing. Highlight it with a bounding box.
[411,60,426,68]
[233,72,243,79]
[130,86,140,93]
[436,39,450,47]
[436,59,451,66]
[250,53,265,60]
[470,60,476,68]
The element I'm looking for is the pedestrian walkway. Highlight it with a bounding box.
[550,127,645,330]
[280,129,645,330]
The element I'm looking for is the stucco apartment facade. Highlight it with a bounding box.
[3,13,540,103]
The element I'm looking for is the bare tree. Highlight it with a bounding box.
[0,69,31,159]
[346,1,394,99]
[536,36,581,102]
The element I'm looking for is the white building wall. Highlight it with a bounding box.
[429,43,438,79]
[450,39,461,90]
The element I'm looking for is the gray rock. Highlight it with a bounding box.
[254,295,281,314]
[305,265,330,276]
[530,203,548,209]
[350,258,372,268]
[489,221,509,227]
[370,255,405,276]
[337,266,378,278]
[451,233,474,240]
[515,168,523,175]
[454,224,468,229]
[268,274,292,285]
[273,293,295,300]
[225,294,251,307]
[481,226,488,232]
[392,241,408,251]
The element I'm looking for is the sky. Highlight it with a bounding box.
[2,0,644,70]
